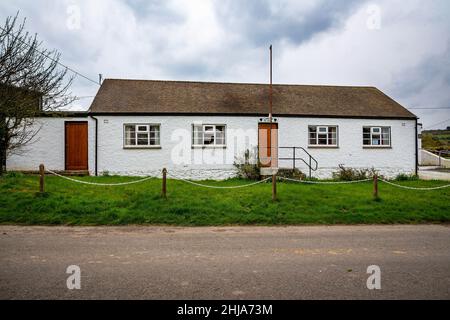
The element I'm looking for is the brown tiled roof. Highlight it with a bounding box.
[89,79,417,119]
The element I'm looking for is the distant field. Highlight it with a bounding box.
[422,129,450,155]
[0,174,449,225]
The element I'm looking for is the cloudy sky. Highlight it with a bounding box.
[1,0,449,129]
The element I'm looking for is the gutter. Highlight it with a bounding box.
[90,115,98,176]
[88,111,417,120]
[415,118,419,176]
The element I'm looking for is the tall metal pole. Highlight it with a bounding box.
[269,45,273,122]
[269,45,276,201]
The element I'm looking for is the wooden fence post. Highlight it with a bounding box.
[373,174,378,199]
[39,164,45,193]
[162,168,167,198]
[272,173,277,201]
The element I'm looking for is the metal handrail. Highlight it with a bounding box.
[278,146,319,178]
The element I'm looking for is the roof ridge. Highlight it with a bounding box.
[103,78,377,89]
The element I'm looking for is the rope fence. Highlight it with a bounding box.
[167,172,272,189]
[37,165,450,201]
[278,176,372,184]
[379,178,450,191]
[46,169,155,186]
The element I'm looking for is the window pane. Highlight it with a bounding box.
[204,132,214,145]
[203,125,214,145]
[216,125,225,145]
[125,125,136,146]
[381,127,390,145]
[328,127,337,145]
[193,125,203,145]
[137,125,148,132]
[137,133,149,145]
[328,133,336,145]
[318,133,327,145]
[149,125,160,145]
[372,134,381,145]
[150,133,159,145]
[308,127,317,145]
[363,127,371,145]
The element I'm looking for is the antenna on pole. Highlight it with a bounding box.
[269,44,273,122]
[269,44,277,201]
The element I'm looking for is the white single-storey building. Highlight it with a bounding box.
[7,79,419,179]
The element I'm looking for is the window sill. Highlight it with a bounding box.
[123,146,162,150]
[191,145,227,149]
[363,146,392,149]
[307,145,339,149]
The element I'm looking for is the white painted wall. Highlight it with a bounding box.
[420,149,450,167]
[6,117,95,175]
[95,115,257,179]
[7,115,417,179]
[277,117,417,178]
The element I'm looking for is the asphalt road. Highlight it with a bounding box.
[0,225,449,299]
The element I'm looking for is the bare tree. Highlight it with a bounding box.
[0,14,74,174]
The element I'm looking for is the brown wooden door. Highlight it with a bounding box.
[65,122,88,170]
[258,123,278,168]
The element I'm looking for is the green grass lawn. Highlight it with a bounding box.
[0,174,449,225]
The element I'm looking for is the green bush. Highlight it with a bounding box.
[234,163,260,180]
[332,165,380,181]
[394,173,419,181]
[277,168,306,180]
[4,171,25,178]
[233,149,260,180]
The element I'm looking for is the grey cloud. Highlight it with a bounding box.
[0,0,449,129]
[213,0,365,46]
[389,42,450,127]
[123,0,184,24]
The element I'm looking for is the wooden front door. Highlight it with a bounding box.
[65,122,88,170]
[258,123,278,168]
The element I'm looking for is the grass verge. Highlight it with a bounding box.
[0,174,449,225]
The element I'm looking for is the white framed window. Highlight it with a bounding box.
[192,124,226,147]
[308,125,338,146]
[363,126,391,147]
[124,124,160,148]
